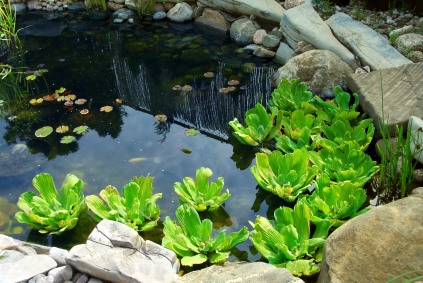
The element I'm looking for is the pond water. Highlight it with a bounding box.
[0,18,287,263]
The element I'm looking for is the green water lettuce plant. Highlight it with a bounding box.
[162,204,249,266]
[298,174,369,229]
[228,103,283,146]
[85,175,162,232]
[268,78,316,116]
[250,149,319,202]
[314,86,361,124]
[174,167,231,211]
[249,203,329,276]
[15,173,86,235]
[320,118,375,151]
[308,141,379,187]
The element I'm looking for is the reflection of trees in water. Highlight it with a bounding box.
[154,120,171,143]
[109,32,275,141]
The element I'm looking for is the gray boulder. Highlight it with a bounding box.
[0,254,57,283]
[197,0,285,23]
[326,13,412,71]
[274,42,296,64]
[284,0,305,9]
[153,11,167,21]
[174,262,305,283]
[167,2,193,23]
[194,8,231,33]
[66,219,179,283]
[280,2,358,69]
[262,34,280,49]
[253,47,276,58]
[272,50,353,99]
[112,8,135,19]
[253,29,267,45]
[347,62,423,136]
[317,193,423,283]
[230,17,260,45]
[396,33,423,54]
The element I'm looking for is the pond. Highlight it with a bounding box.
[0,16,284,262]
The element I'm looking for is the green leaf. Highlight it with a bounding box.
[60,136,76,144]
[35,126,53,138]
[73,126,89,134]
[209,251,230,264]
[181,254,208,266]
[185,129,199,137]
[285,259,320,276]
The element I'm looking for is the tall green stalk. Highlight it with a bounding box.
[0,0,21,51]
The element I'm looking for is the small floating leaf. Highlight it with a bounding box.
[181,148,192,154]
[80,109,89,114]
[30,98,43,105]
[204,72,214,78]
[155,114,167,122]
[172,85,182,91]
[100,106,113,112]
[64,101,74,106]
[73,126,88,134]
[56,87,66,94]
[56,125,69,133]
[57,96,65,102]
[43,94,56,101]
[60,135,76,144]
[116,98,123,104]
[228,80,240,86]
[65,94,76,101]
[74,99,87,105]
[35,126,53,138]
[182,85,192,92]
[185,129,199,137]
[26,74,36,81]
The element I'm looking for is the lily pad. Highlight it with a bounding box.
[181,148,192,154]
[155,114,167,122]
[65,94,76,101]
[100,106,113,112]
[182,85,192,92]
[56,87,66,94]
[57,96,65,102]
[185,129,199,137]
[73,126,88,134]
[60,135,76,144]
[30,98,43,105]
[204,72,214,78]
[116,98,123,104]
[35,126,53,138]
[26,74,36,81]
[80,109,89,114]
[56,125,69,134]
[74,99,87,105]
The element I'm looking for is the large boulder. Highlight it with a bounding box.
[274,42,296,64]
[272,50,353,98]
[194,8,231,33]
[347,62,423,136]
[197,0,285,23]
[167,2,193,22]
[326,13,412,71]
[396,33,423,54]
[279,2,358,69]
[317,190,423,283]
[66,220,179,283]
[230,17,260,45]
[174,262,305,283]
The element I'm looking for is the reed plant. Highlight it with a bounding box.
[0,0,21,51]
[376,72,423,201]
[135,0,155,17]
[386,270,423,283]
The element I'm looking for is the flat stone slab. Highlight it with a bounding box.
[347,62,423,136]
[326,13,412,71]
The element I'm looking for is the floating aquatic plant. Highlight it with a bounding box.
[154,114,167,122]
[115,98,123,104]
[185,129,199,137]
[64,101,73,106]
[65,94,76,101]
[56,87,66,94]
[100,106,113,112]
[204,72,214,78]
[219,88,230,94]
[172,85,182,91]
[74,99,87,105]
[181,148,192,154]
[56,126,69,134]
[80,109,89,114]
[228,80,240,86]
[182,85,192,92]
[29,98,43,105]
[60,136,76,144]
[35,126,53,138]
[73,126,88,134]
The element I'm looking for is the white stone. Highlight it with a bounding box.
[409,116,423,164]
[274,42,296,64]
[389,25,413,38]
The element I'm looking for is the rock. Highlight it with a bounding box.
[408,50,423,63]
[409,116,423,164]
[113,18,124,23]
[191,6,204,18]
[195,8,231,33]
[49,247,68,266]
[17,245,37,255]
[411,187,423,196]
[128,18,134,24]
[197,0,285,23]
[11,3,26,15]
[28,273,49,283]
[253,47,275,58]
[230,17,260,45]
[67,2,85,12]
[272,50,353,99]
[396,33,423,54]
[413,169,423,184]
[317,195,423,283]
[66,220,179,283]
[0,250,25,264]
[0,235,18,250]
[124,0,136,11]
[386,18,395,24]
[375,137,399,161]
[27,0,42,10]
[153,11,167,20]
[107,2,125,11]
[174,262,305,283]
[284,0,305,9]
[72,273,88,283]
[48,265,73,283]
[253,29,266,45]
[154,2,165,13]
[294,41,313,54]
[262,34,280,49]
[347,62,423,136]
[0,254,57,283]
[164,2,174,11]
[274,42,296,64]
[112,8,135,19]
[326,13,412,71]
[389,25,414,37]
[167,2,193,23]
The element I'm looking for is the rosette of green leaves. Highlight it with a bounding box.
[249,203,329,276]
[85,175,161,232]
[162,204,249,266]
[268,78,317,116]
[275,109,322,154]
[298,174,369,229]
[319,118,375,151]
[174,167,231,211]
[250,149,318,202]
[308,141,379,187]
[314,86,360,124]
[15,173,86,235]
[228,103,283,146]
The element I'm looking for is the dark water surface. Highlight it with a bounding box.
[0,19,286,262]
